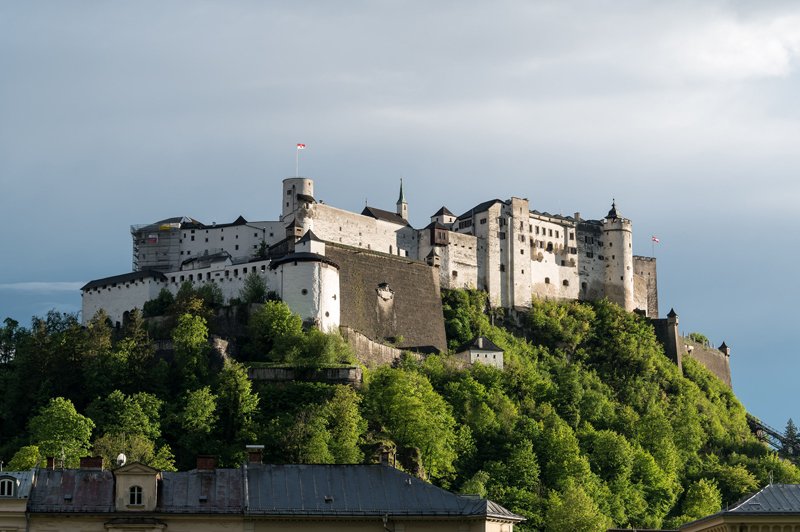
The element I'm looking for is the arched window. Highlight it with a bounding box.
[129,485,143,505]
[0,478,14,497]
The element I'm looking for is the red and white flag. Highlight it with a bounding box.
[296,143,306,150]
[651,235,660,243]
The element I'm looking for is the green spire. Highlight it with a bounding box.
[397,178,406,205]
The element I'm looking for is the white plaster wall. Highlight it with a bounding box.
[271,261,340,330]
[528,214,579,302]
[602,218,635,310]
[439,232,479,290]
[303,204,417,258]
[82,277,163,325]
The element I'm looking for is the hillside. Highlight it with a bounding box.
[0,288,795,531]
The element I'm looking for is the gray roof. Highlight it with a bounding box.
[28,469,115,513]
[457,336,503,353]
[81,270,167,291]
[159,468,244,514]
[269,252,339,270]
[0,470,35,499]
[728,484,800,514]
[456,199,504,220]
[246,464,523,521]
[433,206,454,217]
[297,229,323,245]
[361,206,410,226]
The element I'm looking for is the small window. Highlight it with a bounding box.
[0,478,14,497]
[301,288,308,295]
[563,280,569,287]
[452,270,458,278]
[544,277,550,284]
[500,264,506,272]
[480,218,487,224]
[129,485,143,506]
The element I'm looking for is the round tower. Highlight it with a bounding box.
[269,251,340,332]
[282,177,314,221]
[602,200,635,311]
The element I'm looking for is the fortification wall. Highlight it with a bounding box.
[633,256,658,318]
[683,338,732,387]
[340,326,422,368]
[325,244,447,353]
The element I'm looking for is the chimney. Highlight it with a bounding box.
[46,457,55,470]
[196,455,217,471]
[246,445,264,464]
[79,456,104,470]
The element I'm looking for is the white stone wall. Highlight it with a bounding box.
[270,260,340,331]
[456,348,504,370]
[282,177,314,220]
[301,203,418,258]
[528,213,580,302]
[602,218,635,310]
[82,259,273,324]
[82,277,164,325]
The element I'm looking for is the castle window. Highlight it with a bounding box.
[234,269,238,276]
[544,277,550,284]
[500,264,506,272]
[569,232,574,240]
[221,236,224,241]
[555,231,559,238]
[235,245,239,250]
[563,280,569,287]
[243,267,248,274]
[498,232,506,239]
[301,289,308,295]
[129,485,143,506]
[452,270,458,278]
[609,242,613,247]
[582,282,587,291]
[548,229,553,237]
[261,265,266,272]
[190,236,195,241]
[325,311,330,317]
[535,226,540,235]
[520,249,524,254]
[389,245,393,254]
[480,218,487,224]
[546,242,553,252]
[0,478,14,497]
[205,238,208,242]
[287,190,292,195]
[586,251,593,258]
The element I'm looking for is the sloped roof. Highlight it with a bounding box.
[246,464,523,521]
[297,229,323,245]
[728,484,800,514]
[81,270,167,291]
[28,469,115,513]
[0,470,35,499]
[456,199,504,220]
[433,206,454,217]
[361,206,409,226]
[456,336,503,353]
[269,252,339,270]
[159,468,244,514]
[423,221,449,231]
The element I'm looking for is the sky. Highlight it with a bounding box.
[1,0,799,430]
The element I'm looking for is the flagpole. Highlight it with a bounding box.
[296,148,299,177]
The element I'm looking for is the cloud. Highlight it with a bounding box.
[0,282,85,294]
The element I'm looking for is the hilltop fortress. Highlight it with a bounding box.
[82,177,659,353]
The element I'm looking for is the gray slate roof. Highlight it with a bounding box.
[159,469,244,514]
[81,270,167,291]
[456,336,503,353]
[269,252,340,270]
[0,470,35,499]
[361,206,410,227]
[246,464,523,520]
[728,484,800,514]
[28,469,115,513]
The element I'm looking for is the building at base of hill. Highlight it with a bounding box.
[0,456,524,532]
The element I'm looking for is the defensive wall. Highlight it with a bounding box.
[325,243,448,354]
[683,337,732,387]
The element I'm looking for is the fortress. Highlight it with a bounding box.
[81,177,659,353]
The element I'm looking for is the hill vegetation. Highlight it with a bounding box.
[0,287,796,530]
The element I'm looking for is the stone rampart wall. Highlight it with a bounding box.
[326,243,447,353]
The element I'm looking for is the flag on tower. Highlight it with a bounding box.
[652,235,660,243]
[296,143,306,150]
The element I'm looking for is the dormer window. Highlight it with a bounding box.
[0,477,14,497]
[129,485,143,506]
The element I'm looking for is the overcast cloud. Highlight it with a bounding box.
[1,0,798,429]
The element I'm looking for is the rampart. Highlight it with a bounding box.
[340,326,422,368]
[325,243,448,353]
[683,337,732,387]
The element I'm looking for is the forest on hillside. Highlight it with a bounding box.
[1,285,798,531]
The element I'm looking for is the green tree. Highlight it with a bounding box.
[687,332,710,346]
[323,386,366,463]
[364,367,457,479]
[7,445,42,470]
[92,432,176,471]
[545,483,612,532]
[87,390,162,441]
[216,360,260,464]
[29,397,95,467]
[142,288,175,317]
[782,418,799,459]
[172,313,210,388]
[670,478,722,526]
[246,301,303,361]
[239,270,269,304]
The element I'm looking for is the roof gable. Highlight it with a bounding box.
[361,206,409,227]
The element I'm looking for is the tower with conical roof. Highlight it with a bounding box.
[396,178,408,221]
[603,199,635,311]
